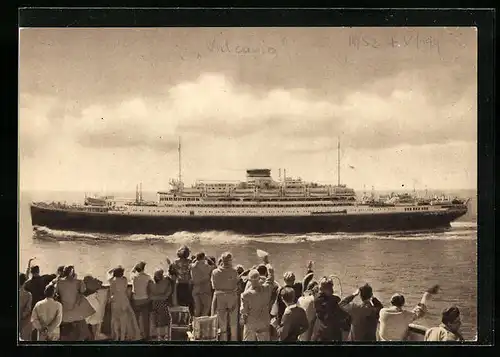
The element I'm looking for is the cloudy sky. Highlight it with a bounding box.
[19,27,477,192]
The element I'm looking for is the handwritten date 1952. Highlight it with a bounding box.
[349,34,440,53]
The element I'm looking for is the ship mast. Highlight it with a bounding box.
[178,136,182,184]
[337,137,341,186]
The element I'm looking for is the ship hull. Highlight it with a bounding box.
[30,204,468,236]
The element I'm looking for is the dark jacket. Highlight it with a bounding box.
[311,293,351,342]
[276,305,309,342]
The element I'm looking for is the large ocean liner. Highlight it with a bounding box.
[30,140,469,235]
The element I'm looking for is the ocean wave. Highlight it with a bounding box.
[32,224,477,245]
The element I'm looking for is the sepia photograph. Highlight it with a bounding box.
[19,20,480,344]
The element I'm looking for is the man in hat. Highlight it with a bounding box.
[131,261,153,340]
[378,285,440,341]
[424,306,464,342]
[240,265,276,341]
[211,252,239,341]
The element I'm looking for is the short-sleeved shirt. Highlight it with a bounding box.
[174,258,192,284]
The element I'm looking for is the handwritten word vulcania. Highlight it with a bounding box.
[207,39,277,56]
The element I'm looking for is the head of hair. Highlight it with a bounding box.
[390,293,406,308]
[283,271,296,285]
[44,284,56,298]
[307,280,319,292]
[177,245,190,259]
[257,264,268,277]
[62,265,74,278]
[19,273,28,286]
[441,306,461,325]
[281,286,296,305]
[57,265,65,275]
[220,252,233,266]
[134,261,146,273]
[168,264,177,277]
[30,265,40,275]
[236,265,244,275]
[113,266,125,278]
[154,269,164,283]
[196,252,206,261]
[248,269,260,282]
[359,283,373,301]
[319,276,334,293]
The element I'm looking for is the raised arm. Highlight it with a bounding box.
[25,258,35,277]
[412,285,439,320]
[339,289,359,309]
[265,264,275,285]
[371,296,384,314]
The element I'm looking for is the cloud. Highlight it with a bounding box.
[19,70,476,159]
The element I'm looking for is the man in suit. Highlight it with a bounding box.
[272,287,309,342]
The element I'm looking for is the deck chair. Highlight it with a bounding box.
[187,315,220,341]
[169,306,191,340]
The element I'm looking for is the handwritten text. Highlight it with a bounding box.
[207,39,277,56]
[348,33,440,54]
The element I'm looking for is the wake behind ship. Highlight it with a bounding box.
[30,167,468,236]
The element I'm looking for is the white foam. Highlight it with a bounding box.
[32,223,477,245]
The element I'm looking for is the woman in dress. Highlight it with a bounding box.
[150,269,173,340]
[107,266,141,341]
[55,266,94,341]
[172,246,193,314]
[83,275,105,340]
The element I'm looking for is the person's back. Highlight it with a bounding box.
[424,306,464,342]
[24,275,46,310]
[297,292,316,341]
[240,268,276,341]
[312,293,347,341]
[150,278,172,300]
[379,287,438,341]
[424,324,463,342]
[56,277,84,311]
[340,284,383,341]
[174,258,192,284]
[31,285,63,341]
[241,284,272,331]
[132,271,152,301]
[347,300,381,341]
[191,259,213,294]
[211,265,238,292]
[274,288,309,342]
[378,307,416,340]
[109,276,129,306]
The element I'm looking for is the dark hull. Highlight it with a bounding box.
[30,204,468,236]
